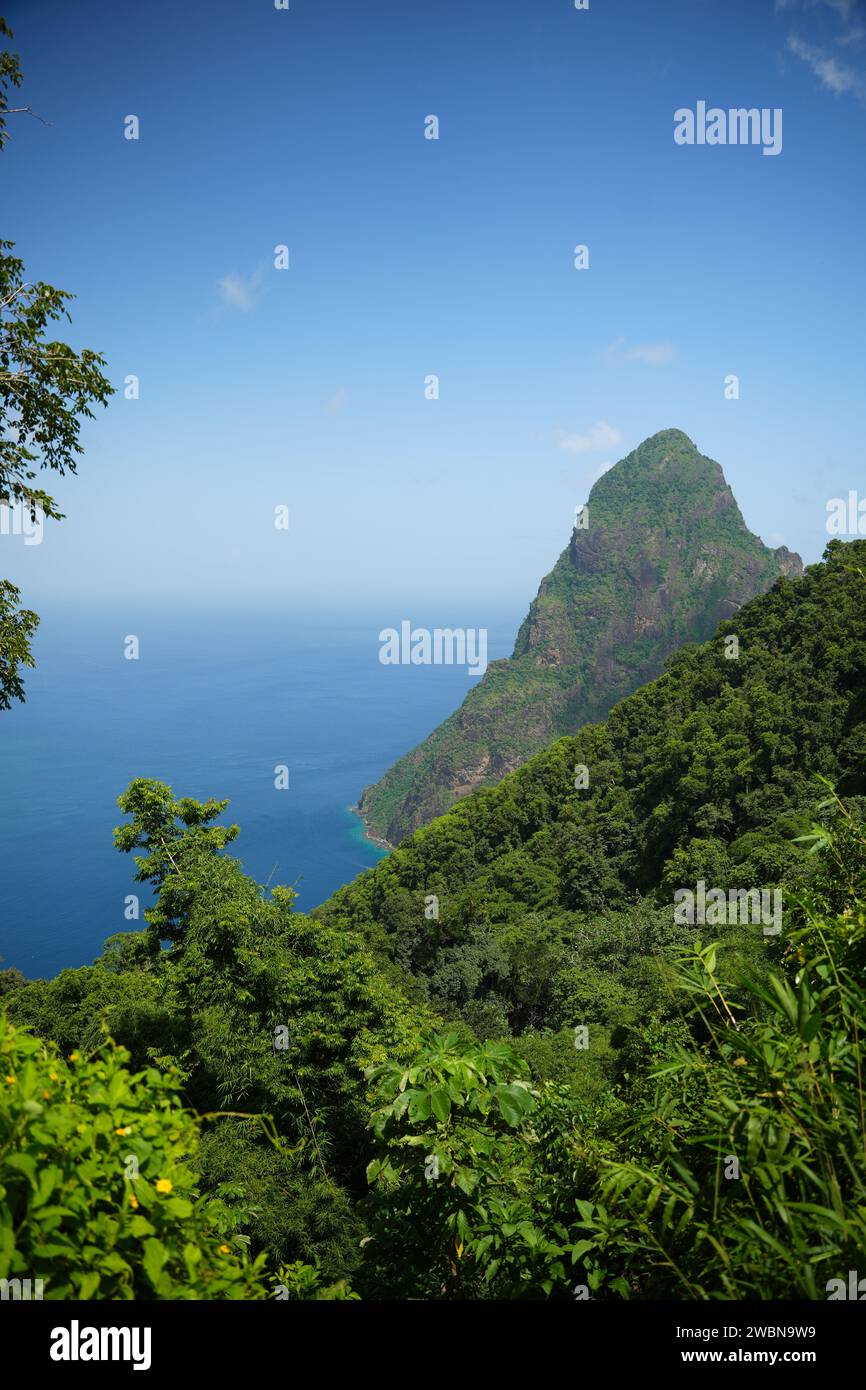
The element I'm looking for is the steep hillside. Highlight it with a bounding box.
[358,429,802,844]
[326,539,865,1030]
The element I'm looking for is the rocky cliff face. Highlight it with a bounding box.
[357,429,803,845]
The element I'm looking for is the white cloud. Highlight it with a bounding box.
[323,387,349,416]
[626,341,676,367]
[605,337,676,367]
[778,1,866,90]
[557,420,624,455]
[216,266,267,313]
[787,33,862,92]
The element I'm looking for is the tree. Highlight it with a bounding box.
[362,1033,572,1298]
[110,779,433,1273]
[0,578,36,710]
[0,18,113,708]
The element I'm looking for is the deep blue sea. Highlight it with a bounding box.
[0,603,519,979]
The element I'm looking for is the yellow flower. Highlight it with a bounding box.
[48,1071,58,1081]
[155,1178,173,1195]
[218,1244,230,1255]
[128,1194,139,1209]
[4,1074,15,1085]
[42,1090,50,1099]
[115,1126,130,1136]
[69,1052,80,1062]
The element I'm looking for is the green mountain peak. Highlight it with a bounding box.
[357,431,803,845]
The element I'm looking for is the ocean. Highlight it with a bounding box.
[0,602,519,979]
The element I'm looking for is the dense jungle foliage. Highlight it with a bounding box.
[2,540,865,1298]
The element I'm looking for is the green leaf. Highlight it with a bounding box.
[430,1088,451,1124]
[77,1271,100,1299]
[6,1153,38,1186]
[129,1216,156,1238]
[454,1168,478,1196]
[494,1091,524,1127]
[406,1089,432,1124]
[142,1238,168,1289]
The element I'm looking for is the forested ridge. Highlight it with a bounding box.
[323,539,866,1030]
[2,540,865,1299]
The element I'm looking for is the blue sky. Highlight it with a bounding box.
[4,0,865,611]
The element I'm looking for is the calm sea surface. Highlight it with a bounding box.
[0,603,519,978]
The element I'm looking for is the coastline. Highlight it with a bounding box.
[351,799,394,852]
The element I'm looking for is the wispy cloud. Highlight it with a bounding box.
[557,420,624,456]
[215,265,267,314]
[778,0,866,93]
[777,0,861,20]
[605,337,676,367]
[787,33,862,92]
[323,387,349,416]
